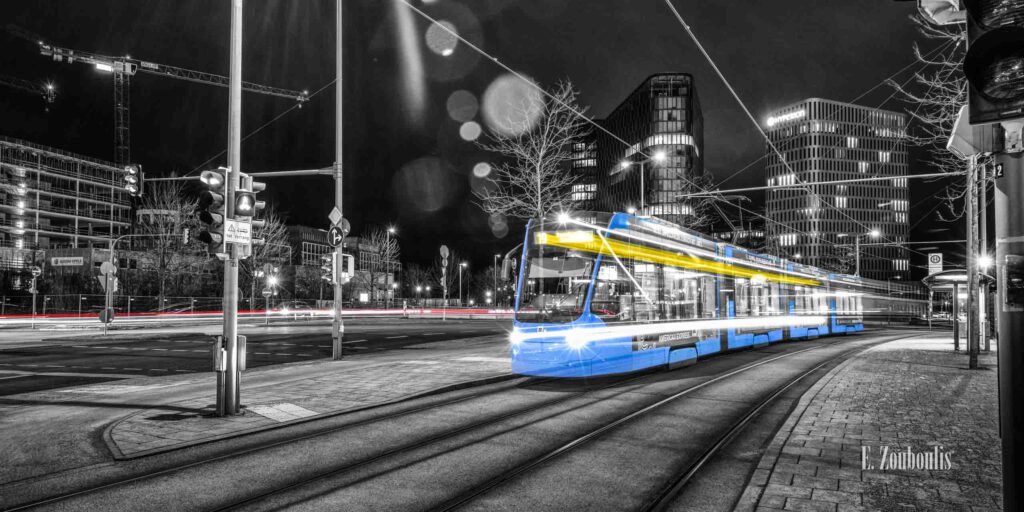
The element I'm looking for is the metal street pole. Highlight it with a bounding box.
[967,154,979,369]
[385,229,390,309]
[980,162,990,351]
[458,263,464,306]
[994,144,1024,512]
[493,254,498,309]
[218,0,244,416]
[332,0,345,360]
[953,282,960,351]
[640,160,645,213]
[854,235,861,277]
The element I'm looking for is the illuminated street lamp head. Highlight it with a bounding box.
[620,160,631,170]
[979,255,993,269]
[652,150,667,163]
[200,170,225,188]
[388,226,396,234]
[869,229,881,238]
[557,212,572,225]
[267,276,279,286]
[627,206,636,214]
[416,285,423,292]
[460,262,467,268]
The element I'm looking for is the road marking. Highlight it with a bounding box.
[175,370,191,372]
[386,335,408,339]
[43,365,64,368]
[171,349,188,352]
[110,347,128,350]
[152,349,168,351]
[347,339,368,343]
[58,381,190,393]
[122,368,142,371]
[296,354,312,356]
[400,360,440,365]
[424,333,444,335]
[71,345,89,348]
[190,350,206,353]
[254,352,271,355]
[317,345,330,347]
[102,367,117,370]
[456,356,508,363]
[153,369,169,371]
[3,370,140,379]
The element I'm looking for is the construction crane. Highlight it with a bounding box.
[37,40,309,166]
[0,75,56,111]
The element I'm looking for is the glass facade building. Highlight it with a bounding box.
[764,98,909,280]
[588,74,704,226]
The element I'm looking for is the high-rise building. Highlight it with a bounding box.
[588,74,704,226]
[763,98,910,280]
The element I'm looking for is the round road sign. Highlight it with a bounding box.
[30,266,42,277]
[327,226,345,247]
[100,261,118,275]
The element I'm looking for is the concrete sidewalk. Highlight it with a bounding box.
[737,335,1001,511]
[6,334,512,460]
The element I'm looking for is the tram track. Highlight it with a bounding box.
[5,332,916,511]
[428,332,922,512]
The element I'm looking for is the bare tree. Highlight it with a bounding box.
[403,263,432,303]
[362,226,401,303]
[475,80,590,221]
[240,207,289,305]
[888,14,972,220]
[431,249,461,303]
[133,182,204,303]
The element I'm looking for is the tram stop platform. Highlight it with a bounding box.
[737,334,1002,512]
[100,334,512,459]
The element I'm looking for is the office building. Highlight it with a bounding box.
[591,74,704,226]
[764,98,909,280]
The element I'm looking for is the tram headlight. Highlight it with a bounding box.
[509,329,525,345]
[565,330,591,350]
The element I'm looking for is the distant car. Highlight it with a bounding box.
[272,300,316,317]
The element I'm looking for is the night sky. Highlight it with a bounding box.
[0,1,957,272]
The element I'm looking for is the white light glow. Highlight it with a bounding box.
[95,63,114,72]
[516,316,829,346]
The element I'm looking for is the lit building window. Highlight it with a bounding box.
[879,151,891,163]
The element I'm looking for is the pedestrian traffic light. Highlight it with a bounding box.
[197,167,228,258]
[123,164,143,197]
[235,173,267,260]
[963,0,1024,124]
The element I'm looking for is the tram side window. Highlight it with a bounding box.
[702,276,716,318]
[591,260,630,322]
[734,278,751,317]
[663,267,702,320]
[633,263,661,322]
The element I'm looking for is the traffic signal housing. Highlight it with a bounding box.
[963,0,1024,124]
[321,252,336,284]
[123,164,143,197]
[197,167,228,258]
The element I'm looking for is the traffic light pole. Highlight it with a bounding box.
[995,146,1024,512]
[332,0,345,360]
[219,0,243,416]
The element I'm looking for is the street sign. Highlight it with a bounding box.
[328,207,343,226]
[224,219,252,245]
[97,275,120,293]
[50,257,83,267]
[928,253,944,275]
[99,261,117,275]
[261,288,273,298]
[440,245,450,258]
[30,265,42,277]
[327,226,345,247]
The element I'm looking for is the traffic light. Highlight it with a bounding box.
[963,0,1024,124]
[321,252,336,284]
[197,167,227,258]
[123,164,143,197]
[236,173,267,259]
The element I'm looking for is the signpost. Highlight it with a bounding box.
[262,288,272,325]
[29,266,41,329]
[330,214,350,359]
[223,219,252,245]
[98,261,117,334]
[440,245,449,321]
[928,253,943,275]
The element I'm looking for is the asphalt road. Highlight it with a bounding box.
[2,330,926,512]
[0,319,509,396]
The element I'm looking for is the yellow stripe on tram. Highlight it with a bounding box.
[536,231,820,287]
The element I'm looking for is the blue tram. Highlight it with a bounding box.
[509,212,877,378]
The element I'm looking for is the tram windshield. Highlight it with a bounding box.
[516,239,594,324]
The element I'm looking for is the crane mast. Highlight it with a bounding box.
[39,42,309,166]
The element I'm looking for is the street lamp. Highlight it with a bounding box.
[839,229,881,277]
[493,253,500,309]
[459,262,467,306]
[620,150,667,214]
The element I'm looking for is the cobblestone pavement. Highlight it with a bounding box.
[101,339,511,458]
[736,335,1001,512]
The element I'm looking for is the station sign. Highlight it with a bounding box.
[928,253,943,276]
